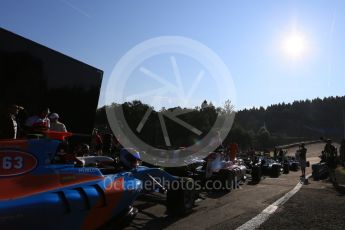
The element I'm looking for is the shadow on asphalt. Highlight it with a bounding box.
[333,183,345,195]
[247,176,267,185]
[259,178,345,230]
[247,180,260,186]
[205,191,230,199]
[135,193,166,206]
[122,209,197,230]
[120,193,198,230]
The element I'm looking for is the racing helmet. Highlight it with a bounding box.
[119,148,141,169]
[81,143,89,150]
[49,113,59,120]
[81,143,90,154]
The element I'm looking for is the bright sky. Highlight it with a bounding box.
[1,0,344,110]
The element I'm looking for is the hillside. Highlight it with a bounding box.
[95,96,345,150]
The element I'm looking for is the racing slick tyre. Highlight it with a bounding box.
[290,163,299,171]
[219,170,234,192]
[271,165,281,178]
[251,165,262,183]
[101,206,138,229]
[166,177,196,216]
[283,163,290,174]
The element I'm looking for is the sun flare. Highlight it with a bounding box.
[283,32,307,58]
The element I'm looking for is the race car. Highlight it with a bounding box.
[77,155,116,168]
[0,137,196,229]
[240,156,263,183]
[198,149,248,192]
[79,148,197,216]
[162,147,248,193]
[286,156,300,171]
[129,166,196,216]
[0,138,141,230]
[258,156,282,178]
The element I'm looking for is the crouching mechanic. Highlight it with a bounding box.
[119,148,141,170]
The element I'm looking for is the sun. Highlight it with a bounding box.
[283,32,307,58]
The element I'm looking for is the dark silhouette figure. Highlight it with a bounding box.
[340,139,345,166]
[299,143,307,178]
[0,104,24,139]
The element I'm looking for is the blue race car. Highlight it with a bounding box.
[101,148,196,216]
[0,136,196,229]
[0,137,142,230]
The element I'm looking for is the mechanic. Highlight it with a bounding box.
[340,139,345,167]
[323,139,337,174]
[278,148,284,162]
[273,147,279,160]
[323,139,337,163]
[25,107,51,134]
[299,143,307,178]
[0,104,24,139]
[49,113,67,132]
[119,148,141,170]
[205,152,223,178]
[247,147,256,162]
[229,142,239,161]
[102,132,113,155]
[91,128,103,155]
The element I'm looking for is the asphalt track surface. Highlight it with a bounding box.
[122,143,343,230]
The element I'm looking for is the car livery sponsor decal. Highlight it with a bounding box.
[0,150,38,176]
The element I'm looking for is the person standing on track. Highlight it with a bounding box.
[91,128,103,156]
[323,139,337,181]
[340,139,345,167]
[323,139,337,167]
[229,142,239,162]
[299,143,307,178]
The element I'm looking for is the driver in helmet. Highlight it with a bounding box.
[74,143,90,157]
[119,148,141,170]
[54,142,83,166]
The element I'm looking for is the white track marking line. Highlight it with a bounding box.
[236,174,311,230]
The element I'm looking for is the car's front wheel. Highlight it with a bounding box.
[283,163,290,174]
[251,165,262,183]
[271,165,281,177]
[166,177,196,216]
[219,170,234,192]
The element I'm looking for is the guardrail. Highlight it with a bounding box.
[277,140,322,149]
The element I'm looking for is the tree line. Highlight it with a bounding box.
[95,96,345,151]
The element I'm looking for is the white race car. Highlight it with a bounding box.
[77,156,115,167]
